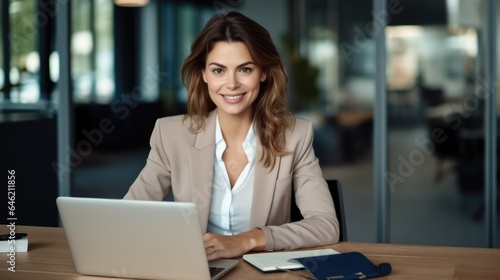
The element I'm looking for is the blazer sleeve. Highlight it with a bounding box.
[260,120,340,250]
[123,119,171,200]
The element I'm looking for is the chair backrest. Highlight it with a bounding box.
[290,179,347,242]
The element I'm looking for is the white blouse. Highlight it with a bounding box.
[207,116,255,235]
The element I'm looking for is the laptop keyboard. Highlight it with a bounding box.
[209,266,225,277]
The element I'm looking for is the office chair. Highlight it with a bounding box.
[290,179,347,242]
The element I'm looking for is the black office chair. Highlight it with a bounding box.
[290,179,347,242]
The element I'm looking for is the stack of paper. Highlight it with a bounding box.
[243,248,339,272]
[0,234,28,253]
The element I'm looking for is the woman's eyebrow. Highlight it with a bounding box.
[207,61,255,68]
[236,61,255,68]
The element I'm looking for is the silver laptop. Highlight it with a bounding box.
[56,197,238,280]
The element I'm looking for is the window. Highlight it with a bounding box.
[72,0,114,103]
[3,0,39,104]
[158,1,213,113]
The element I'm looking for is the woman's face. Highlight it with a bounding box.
[202,41,266,120]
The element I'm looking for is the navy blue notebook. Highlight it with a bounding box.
[291,252,391,280]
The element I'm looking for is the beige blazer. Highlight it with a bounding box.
[124,109,339,250]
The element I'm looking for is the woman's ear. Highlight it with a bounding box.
[260,72,267,82]
[201,69,207,83]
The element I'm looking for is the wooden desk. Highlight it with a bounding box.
[1,226,500,279]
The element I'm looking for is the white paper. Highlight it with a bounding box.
[243,248,339,272]
[0,236,28,252]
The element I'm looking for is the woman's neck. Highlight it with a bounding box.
[218,111,253,145]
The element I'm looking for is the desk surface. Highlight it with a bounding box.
[1,226,500,280]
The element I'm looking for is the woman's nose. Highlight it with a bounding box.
[225,73,240,89]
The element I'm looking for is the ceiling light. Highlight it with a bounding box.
[114,0,149,7]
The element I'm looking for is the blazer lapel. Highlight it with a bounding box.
[187,110,217,232]
[250,139,280,228]
[187,110,280,230]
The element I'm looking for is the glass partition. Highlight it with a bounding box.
[158,1,213,113]
[7,0,39,103]
[94,0,114,103]
[0,3,3,100]
[287,0,376,242]
[72,0,113,103]
[387,0,488,247]
[494,0,499,248]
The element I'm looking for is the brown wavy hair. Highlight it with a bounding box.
[181,11,294,169]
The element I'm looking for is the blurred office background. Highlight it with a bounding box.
[1,0,499,248]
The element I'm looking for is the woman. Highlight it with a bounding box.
[123,11,339,260]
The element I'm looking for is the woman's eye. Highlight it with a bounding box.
[240,67,252,73]
[212,68,224,74]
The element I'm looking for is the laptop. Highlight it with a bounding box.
[56,196,238,280]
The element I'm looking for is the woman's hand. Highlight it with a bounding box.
[203,228,265,260]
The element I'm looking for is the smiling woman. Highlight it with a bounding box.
[201,42,266,122]
[123,11,340,261]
